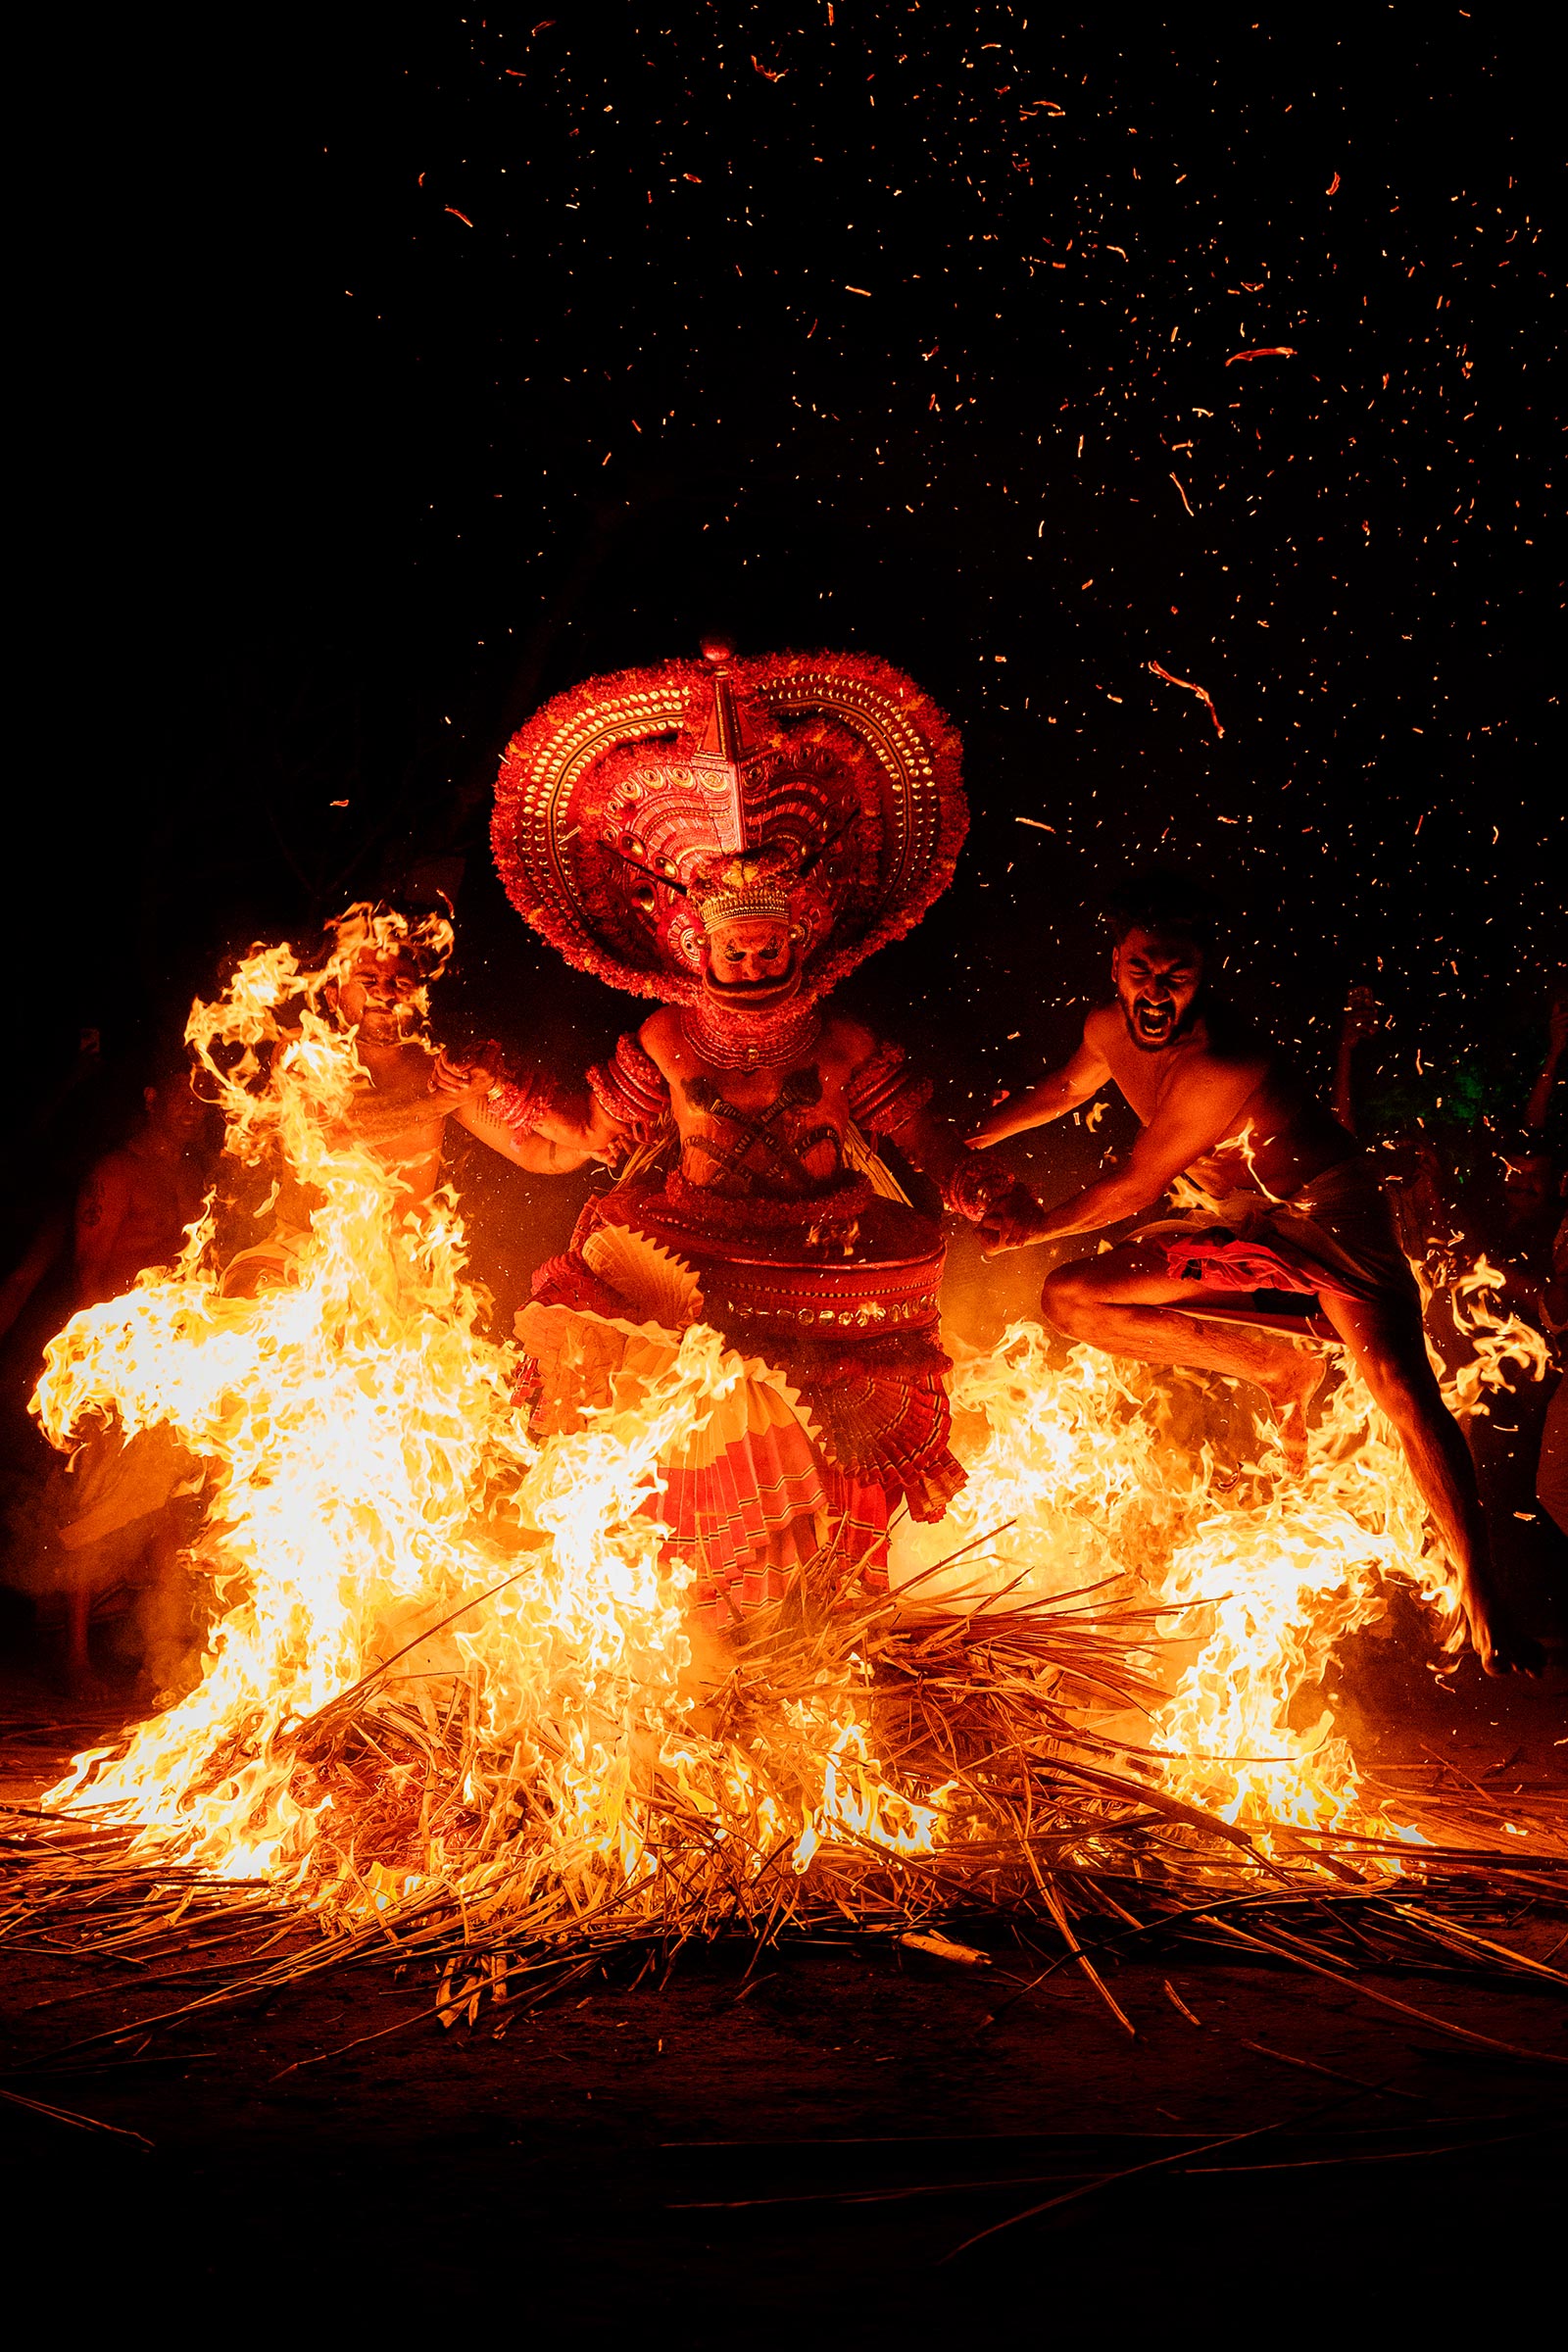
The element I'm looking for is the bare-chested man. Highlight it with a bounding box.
[965,869,1536,1677]
[321,922,598,1197]
[225,906,602,1292]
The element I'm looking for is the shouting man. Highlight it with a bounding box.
[966,868,1535,1677]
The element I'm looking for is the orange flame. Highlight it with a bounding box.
[35,933,947,1915]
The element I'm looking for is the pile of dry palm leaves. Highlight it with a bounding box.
[3,1560,1565,2082]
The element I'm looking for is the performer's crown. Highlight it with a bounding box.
[699,877,791,934]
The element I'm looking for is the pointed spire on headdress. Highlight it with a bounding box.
[698,638,755,762]
[691,638,761,854]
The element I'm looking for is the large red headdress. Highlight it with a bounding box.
[491,647,966,1005]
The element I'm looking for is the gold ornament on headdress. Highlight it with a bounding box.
[697,865,792,934]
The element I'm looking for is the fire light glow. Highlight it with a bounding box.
[31,930,1549,1940]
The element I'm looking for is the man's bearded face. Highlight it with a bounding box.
[1112,928,1203,1054]
[702,916,801,1010]
[333,948,426,1043]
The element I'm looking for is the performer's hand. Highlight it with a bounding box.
[430,1044,500,1102]
[978,1185,1049,1256]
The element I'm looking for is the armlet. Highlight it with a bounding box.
[847,1041,932,1139]
[482,1066,559,1141]
[587,1032,670,1136]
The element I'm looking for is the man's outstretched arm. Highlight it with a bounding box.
[963,1028,1112,1150]
[454,1087,611,1173]
[439,1054,620,1173]
[980,1058,1265,1253]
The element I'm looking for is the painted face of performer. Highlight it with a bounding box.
[702,917,801,1010]
[1112,927,1203,1054]
[331,947,426,1044]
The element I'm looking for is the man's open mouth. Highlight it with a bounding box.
[1131,997,1177,1044]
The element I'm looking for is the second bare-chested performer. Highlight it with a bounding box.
[965,868,1537,1678]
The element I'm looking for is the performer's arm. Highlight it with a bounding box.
[440,1028,666,1174]
[979,1059,1263,1253]
[431,1049,614,1173]
[74,1156,132,1307]
[963,1027,1112,1150]
[452,1086,609,1173]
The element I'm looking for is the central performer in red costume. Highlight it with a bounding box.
[477,643,1030,1627]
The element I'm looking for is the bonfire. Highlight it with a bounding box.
[10,932,1565,2052]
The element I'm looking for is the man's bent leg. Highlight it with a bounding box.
[1042,1244,1326,1472]
[1318,1291,1540,1677]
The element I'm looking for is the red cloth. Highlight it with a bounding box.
[1152,1158,1420,1309]
[652,1405,827,1628]
[1161,1232,1322,1295]
[526,1177,965,1622]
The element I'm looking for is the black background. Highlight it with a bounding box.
[20,3,1561,1196]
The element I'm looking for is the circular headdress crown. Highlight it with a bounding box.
[491,646,966,1004]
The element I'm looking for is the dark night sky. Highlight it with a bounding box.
[24,4,1561,1164]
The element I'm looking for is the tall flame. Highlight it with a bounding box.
[35,933,952,1918]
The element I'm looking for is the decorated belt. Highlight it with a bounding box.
[579,1184,945,1337]
[686,1242,944,1338]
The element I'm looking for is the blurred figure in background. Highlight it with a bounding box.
[73,1068,213,1308]
[10,1067,217,1690]
[0,1029,109,1354]
[1332,984,1382,1138]
[1529,996,1568,1538]
[1538,1214,1568,1537]
[1524,992,1567,1136]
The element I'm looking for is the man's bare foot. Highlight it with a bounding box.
[1252,1349,1328,1478]
[1457,1572,1544,1678]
